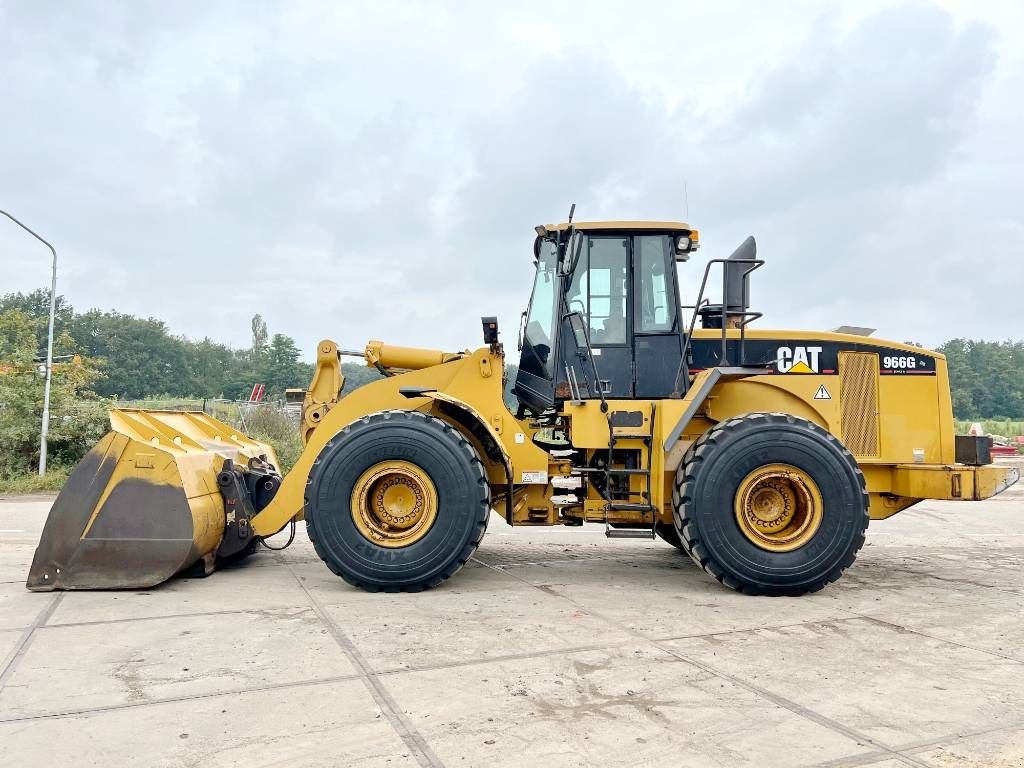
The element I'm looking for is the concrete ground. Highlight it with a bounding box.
[1,466,1022,768]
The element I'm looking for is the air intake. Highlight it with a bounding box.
[839,352,880,457]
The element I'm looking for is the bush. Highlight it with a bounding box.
[0,376,110,478]
[954,420,1024,438]
[45,397,110,470]
[226,405,303,473]
[0,308,110,480]
[0,466,71,494]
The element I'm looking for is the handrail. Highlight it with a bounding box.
[671,257,765,397]
[562,310,609,413]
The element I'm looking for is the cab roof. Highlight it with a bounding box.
[538,220,694,234]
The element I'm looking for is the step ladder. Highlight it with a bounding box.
[604,403,657,540]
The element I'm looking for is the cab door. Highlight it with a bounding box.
[513,240,560,412]
[564,234,633,397]
[632,234,683,397]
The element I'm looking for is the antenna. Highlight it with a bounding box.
[568,203,576,224]
[683,181,689,221]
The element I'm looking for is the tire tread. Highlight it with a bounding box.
[304,409,490,592]
[672,412,868,596]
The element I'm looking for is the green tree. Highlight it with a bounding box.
[70,310,193,398]
[939,339,1024,420]
[186,337,243,397]
[260,334,309,395]
[0,309,37,364]
[0,289,74,353]
[0,309,108,476]
[251,314,268,363]
[341,362,383,391]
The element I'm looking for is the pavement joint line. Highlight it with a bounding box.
[0,593,62,690]
[278,555,445,768]
[891,717,1024,756]
[375,639,640,677]
[476,554,686,568]
[482,558,616,568]
[835,611,1024,664]
[0,672,364,724]
[372,617,876,677]
[0,591,1017,754]
[884,565,1024,597]
[471,556,932,768]
[485,558,677,570]
[651,615,872,644]
[39,604,314,630]
[2,615,894,711]
[805,748,895,768]
[0,638,647,725]
[6,617,883,720]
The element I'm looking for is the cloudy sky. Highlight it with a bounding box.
[1,1,1022,359]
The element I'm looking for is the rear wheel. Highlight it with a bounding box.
[673,412,868,595]
[305,410,490,592]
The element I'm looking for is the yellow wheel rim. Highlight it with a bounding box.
[350,461,438,548]
[734,463,823,552]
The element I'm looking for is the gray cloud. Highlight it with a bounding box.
[1,1,1019,360]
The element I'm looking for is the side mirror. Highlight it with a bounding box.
[561,231,583,275]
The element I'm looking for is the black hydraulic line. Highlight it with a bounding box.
[260,519,297,551]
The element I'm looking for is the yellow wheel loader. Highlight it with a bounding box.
[27,219,1019,595]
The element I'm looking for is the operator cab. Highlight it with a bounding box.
[514,221,700,414]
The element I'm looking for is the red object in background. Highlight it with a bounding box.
[249,383,265,403]
[1016,436,1024,445]
[991,444,1018,457]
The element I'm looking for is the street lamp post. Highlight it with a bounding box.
[0,209,58,476]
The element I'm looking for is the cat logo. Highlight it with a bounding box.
[777,345,822,374]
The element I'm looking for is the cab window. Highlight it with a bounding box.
[566,236,628,345]
[635,235,677,333]
[520,240,559,378]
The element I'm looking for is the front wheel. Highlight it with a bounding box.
[673,413,868,596]
[305,410,490,592]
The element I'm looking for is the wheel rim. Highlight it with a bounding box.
[350,460,438,548]
[733,463,823,552]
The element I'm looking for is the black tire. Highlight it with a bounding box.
[673,412,868,596]
[305,410,490,592]
[655,522,685,551]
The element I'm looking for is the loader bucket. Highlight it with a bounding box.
[26,409,279,591]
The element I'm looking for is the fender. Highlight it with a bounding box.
[407,389,515,524]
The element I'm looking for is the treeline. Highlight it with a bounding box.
[3,290,1024,416]
[936,339,1024,420]
[0,290,379,400]
[0,291,388,480]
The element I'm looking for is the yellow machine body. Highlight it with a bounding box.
[246,329,1017,539]
[26,218,1018,593]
